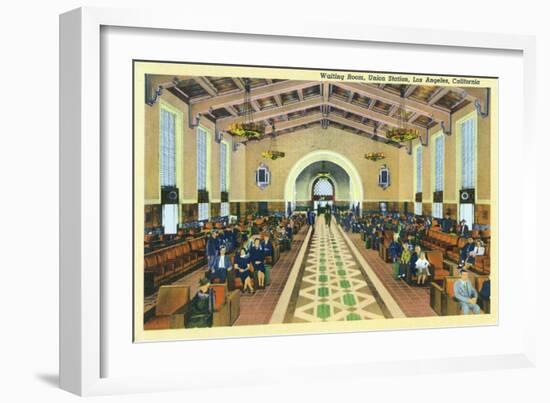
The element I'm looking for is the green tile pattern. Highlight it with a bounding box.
[289,215,386,323]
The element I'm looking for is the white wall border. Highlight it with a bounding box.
[60,6,537,396]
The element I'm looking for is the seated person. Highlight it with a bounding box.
[460,237,476,266]
[479,278,490,302]
[474,239,485,256]
[234,247,254,294]
[441,214,453,233]
[223,228,235,253]
[249,238,266,288]
[453,268,481,314]
[208,246,232,283]
[285,223,293,240]
[261,233,274,262]
[415,251,431,285]
[457,219,470,237]
[409,245,422,278]
[186,277,214,328]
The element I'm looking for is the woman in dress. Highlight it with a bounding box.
[234,247,254,293]
[249,237,266,288]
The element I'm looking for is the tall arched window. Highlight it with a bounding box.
[313,177,334,198]
[458,115,476,228]
[219,141,230,217]
[197,126,210,221]
[432,134,444,219]
[160,105,178,234]
[414,145,423,216]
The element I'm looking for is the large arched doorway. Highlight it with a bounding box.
[284,150,363,214]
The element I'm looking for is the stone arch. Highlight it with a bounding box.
[284,149,363,212]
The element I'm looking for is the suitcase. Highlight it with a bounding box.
[365,237,371,249]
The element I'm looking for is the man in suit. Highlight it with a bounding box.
[453,269,481,314]
[208,245,232,283]
[460,237,476,265]
[457,219,469,237]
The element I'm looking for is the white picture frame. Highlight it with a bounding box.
[60,6,537,396]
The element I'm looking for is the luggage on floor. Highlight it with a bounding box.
[365,237,372,249]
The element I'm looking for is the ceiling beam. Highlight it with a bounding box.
[328,115,401,148]
[427,87,450,105]
[334,82,449,123]
[191,80,316,113]
[225,105,239,117]
[243,112,401,148]
[403,85,418,98]
[193,77,218,97]
[244,113,323,143]
[452,87,488,109]
[407,112,418,123]
[231,77,245,90]
[251,99,261,112]
[388,104,399,117]
[322,82,330,102]
[218,96,323,129]
[328,97,426,131]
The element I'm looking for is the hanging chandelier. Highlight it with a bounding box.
[261,122,285,160]
[364,152,386,161]
[227,78,265,139]
[386,87,420,143]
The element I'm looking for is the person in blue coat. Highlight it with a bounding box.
[441,214,453,233]
[456,220,470,237]
[233,247,254,293]
[460,237,476,266]
[223,228,235,253]
[249,238,266,287]
[208,245,232,283]
[388,235,403,262]
[205,231,220,270]
[261,233,274,263]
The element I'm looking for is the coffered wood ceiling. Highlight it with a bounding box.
[150,75,486,148]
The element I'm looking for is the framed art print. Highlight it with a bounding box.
[60,6,537,396]
[132,60,498,343]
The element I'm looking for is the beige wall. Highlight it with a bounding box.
[400,102,491,208]
[244,126,402,202]
[144,93,491,223]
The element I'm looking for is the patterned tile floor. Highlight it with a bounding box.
[287,216,387,323]
[347,233,436,317]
